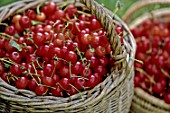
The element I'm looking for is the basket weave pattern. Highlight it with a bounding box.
[0,0,135,113]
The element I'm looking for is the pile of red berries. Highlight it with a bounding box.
[131,19,170,104]
[0,2,124,97]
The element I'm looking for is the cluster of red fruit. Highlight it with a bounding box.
[0,2,123,97]
[132,19,170,104]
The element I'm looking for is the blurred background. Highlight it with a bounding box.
[0,0,137,18]
[0,0,169,21]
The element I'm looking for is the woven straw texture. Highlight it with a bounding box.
[123,0,170,113]
[0,0,135,113]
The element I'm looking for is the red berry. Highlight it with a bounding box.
[51,85,63,97]
[35,86,48,96]
[16,77,29,89]
[19,16,31,28]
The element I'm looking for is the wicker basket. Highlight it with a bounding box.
[0,0,136,113]
[123,0,170,113]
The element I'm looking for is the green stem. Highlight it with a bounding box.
[77,10,91,17]
[130,57,143,64]
[0,23,8,26]
[69,84,83,98]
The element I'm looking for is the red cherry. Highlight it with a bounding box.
[1,73,9,82]
[42,76,55,87]
[87,74,98,88]
[85,48,95,59]
[81,67,92,78]
[33,33,46,46]
[152,82,165,94]
[164,93,170,104]
[0,62,4,75]
[25,10,36,20]
[51,85,63,97]
[94,66,107,76]
[28,79,38,91]
[98,57,109,66]
[60,78,70,90]
[65,51,77,64]
[89,18,101,31]
[67,85,78,96]
[9,52,22,63]
[89,56,98,68]
[4,25,15,35]
[46,2,57,15]
[90,36,100,48]
[96,46,106,57]
[52,74,60,83]
[4,40,16,52]
[10,65,22,76]
[59,65,70,78]
[71,61,83,75]
[43,64,55,77]
[19,16,31,28]
[65,5,77,18]
[16,77,29,89]
[54,10,66,20]
[74,78,86,90]
[35,86,48,96]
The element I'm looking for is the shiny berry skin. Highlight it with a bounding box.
[59,65,70,78]
[19,16,31,28]
[28,79,38,91]
[25,10,36,20]
[4,25,15,35]
[35,86,48,96]
[81,68,92,78]
[164,93,170,104]
[87,74,98,88]
[51,85,63,97]
[94,66,107,76]
[33,33,46,46]
[16,77,29,89]
[67,85,78,96]
[96,46,106,57]
[60,78,70,90]
[43,64,55,77]
[42,76,55,87]
[46,2,57,15]
[10,65,22,76]
[74,78,86,90]
[65,51,77,64]
[65,5,77,18]
[9,52,22,63]
[71,61,83,75]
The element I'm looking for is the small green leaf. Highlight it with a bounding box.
[13,34,19,39]
[91,48,95,53]
[31,20,44,26]
[4,63,11,68]
[10,40,22,51]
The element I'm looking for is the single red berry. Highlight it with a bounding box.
[16,77,29,89]
[43,64,55,77]
[19,16,31,28]
[74,78,86,90]
[10,65,22,76]
[33,33,46,46]
[60,78,70,90]
[9,52,22,63]
[59,65,70,78]
[35,86,48,96]
[28,79,38,91]
[51,84,63,97]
